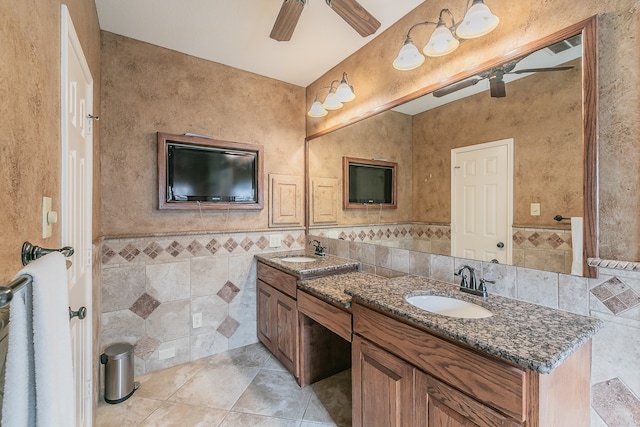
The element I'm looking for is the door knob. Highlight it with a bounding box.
[496,242,504,249]
[69,306,87,320]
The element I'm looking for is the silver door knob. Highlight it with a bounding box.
[69,306,87,320]
[496,242,504,248]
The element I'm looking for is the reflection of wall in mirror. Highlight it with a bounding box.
[412,57,583,228]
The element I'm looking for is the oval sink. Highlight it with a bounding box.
[280,256,317,262]
[405,295,492,319]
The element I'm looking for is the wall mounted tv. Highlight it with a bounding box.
[157,132,263,210]
[343,157,397,209]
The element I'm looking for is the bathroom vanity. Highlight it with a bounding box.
[255,255,602,426]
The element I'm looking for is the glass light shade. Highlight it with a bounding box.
[335,81,356,102]
[392,40,425,70]
[307,100,328,117]
[423,25,459,57]
[323,91,343,110]
[455,1,499,39]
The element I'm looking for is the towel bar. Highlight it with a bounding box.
[0,242,75,308]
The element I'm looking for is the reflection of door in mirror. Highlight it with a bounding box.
[451,139,513,264]
[307,22,596,277]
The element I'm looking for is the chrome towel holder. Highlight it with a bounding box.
[0,241,75,308]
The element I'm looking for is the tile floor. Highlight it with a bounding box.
[96,343,352,427]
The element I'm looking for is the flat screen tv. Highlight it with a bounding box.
[343,157,397,209]
[157,132,263,210]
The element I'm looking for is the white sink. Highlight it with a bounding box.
[405,295,492,319]
[280,256,317,263]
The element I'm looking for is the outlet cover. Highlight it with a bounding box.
[42,197,52,239]
[530,203,541,216]
[192,312,203,329]
[269,234,282,248]
[159,347,175,360]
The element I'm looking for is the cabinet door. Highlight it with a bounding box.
[257,280,275,352]
[352,336,414,427]
[274,290,298,375]
[416,370,522,427]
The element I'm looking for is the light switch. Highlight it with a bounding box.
[530,202,541,216]
[42,197,54,238]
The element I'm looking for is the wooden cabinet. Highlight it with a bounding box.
[352,302,592,427]
[256,263,299,378]
[352,336,414,427]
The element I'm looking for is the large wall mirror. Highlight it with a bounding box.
[306,17,597,278]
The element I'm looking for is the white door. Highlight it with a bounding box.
[61,5,93,426]
[451,139,513,264]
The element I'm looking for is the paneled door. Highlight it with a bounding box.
[61,5,94,425]
[451,139,513,264]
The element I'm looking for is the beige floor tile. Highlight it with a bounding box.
[135,360,205,401]
[220,411,301,426]
[139,402,228,426]
[303,369,351,427]
[95,396,163,427]
[169,363,260,410]
[232,369,312,420]
[204,342,271,369]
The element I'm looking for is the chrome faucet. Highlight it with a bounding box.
[455,265,490,298]
[309,239,326,257]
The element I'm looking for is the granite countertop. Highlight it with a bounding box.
[255,251,360,279]
[345,275,604,374]
[298,271,387,309]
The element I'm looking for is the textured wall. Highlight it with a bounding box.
[306,1,640,262]
[100,33,306,237]
[0,0,101,277]
[308,110,413,226]
[412,60,582,226]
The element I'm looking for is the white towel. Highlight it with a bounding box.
[571,217,584,276]
[2,252,75,426]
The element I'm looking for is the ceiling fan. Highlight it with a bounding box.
[432,61,575,98]
[270,0,381,42]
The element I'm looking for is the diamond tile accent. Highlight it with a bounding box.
[358,231,366,241]
[102,245,116,264]
[445,229,451,239]
[385,229,391,238]
[223,238,238,253]
[296,234,306,247]
[135,336,160,361]
[393,228,400,237]
[144,242,164,259]
[130,293,161,319]
[547,233,565,249]
[339,232,348,240]
[368,230,375,240]
[119,244,141,262]
[528,232,542,247]
[255,236,269,250]
[217,316,240,338]
[166,241,184,257]
[425,228,433,238]
[513,231,527,245]
[435,228,444,239]
[240,237,254,251]
[217,281,240,303]
[400,228,408,236]
[186,240,204,256]
[206,239,221,255]
[376,229,384,239]
[591,277,640,315]
[283,234,295,248]
[592,377,640,425]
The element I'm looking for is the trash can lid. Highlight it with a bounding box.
[104,342,134,360]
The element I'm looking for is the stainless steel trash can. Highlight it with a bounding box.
[100,343,138,404]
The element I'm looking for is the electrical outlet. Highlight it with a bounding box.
[192,312,203,329]
[269,234,282,248]
[159,347,175,360]
[530,203,541,216]
[42,197,52,239]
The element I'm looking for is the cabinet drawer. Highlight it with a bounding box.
[353,303,526,422]
[257,262,297,298]
[298,290,352,342]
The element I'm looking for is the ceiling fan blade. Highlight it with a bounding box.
[326,0,381,37]
[490,79,506,98]
[432,78,482,98]
[270,0,306,42]
[512,66,575,74]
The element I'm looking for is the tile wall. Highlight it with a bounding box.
[310,232,640,427]
[311,223,573,274]
[100,230,305,375]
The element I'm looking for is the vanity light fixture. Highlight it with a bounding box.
[307,72,356,118]
[393,0,499,71]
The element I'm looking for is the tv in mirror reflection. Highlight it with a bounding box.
[348,163,393,204]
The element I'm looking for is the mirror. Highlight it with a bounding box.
[306,18,597,277]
